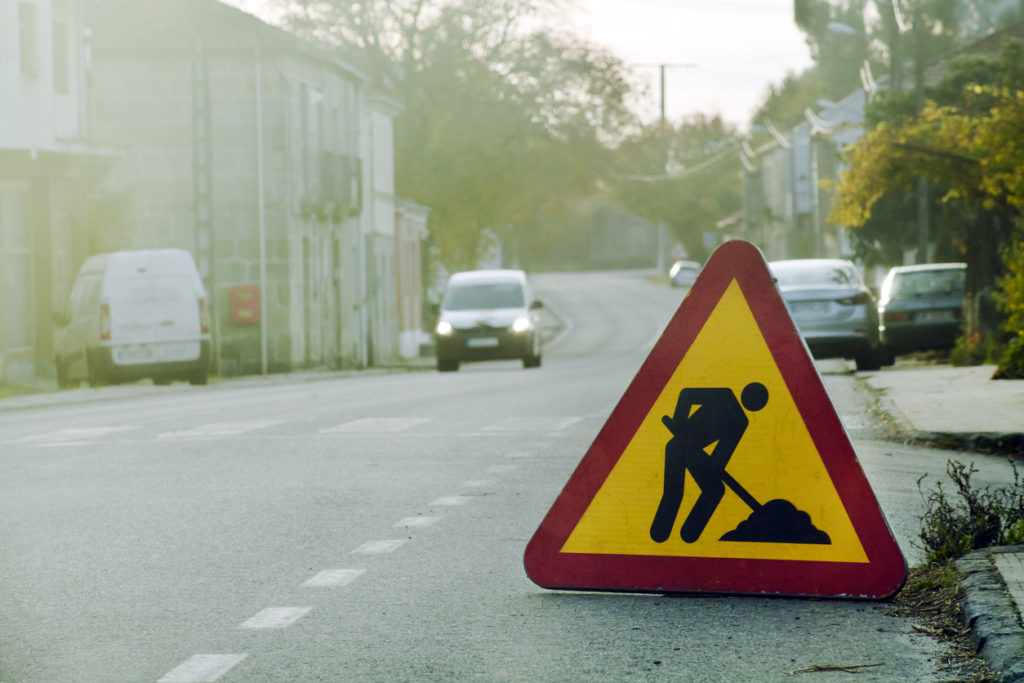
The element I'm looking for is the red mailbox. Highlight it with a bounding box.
[230,285,260,325]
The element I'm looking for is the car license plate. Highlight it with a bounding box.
[917,310,955,322]
[113,342,200,364]
[790,301,830,314]
[467,337,499,348]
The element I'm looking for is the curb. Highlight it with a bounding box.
[864,379,1024,457]
[957,548,1024,682]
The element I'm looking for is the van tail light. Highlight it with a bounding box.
[837,292,872,306]
[100,302,111,341]
[198,297,211,335]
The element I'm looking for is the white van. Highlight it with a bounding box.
[434,269,543,372]
[54,249,212,387]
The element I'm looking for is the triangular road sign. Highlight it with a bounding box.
[524,240,906,598]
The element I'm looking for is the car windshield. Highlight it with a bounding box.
[889,269,965,298]
[445,282,524,310]
[772,262,859,288]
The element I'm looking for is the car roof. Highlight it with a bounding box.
[447,269,527,285]
[887,262,966,274]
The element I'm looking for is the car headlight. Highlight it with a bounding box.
[511,317,531,334]
[436,320,453,336]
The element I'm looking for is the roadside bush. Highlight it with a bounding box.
[950,331,1000,366]
[919,459,1024,566]
[995,230,1024,378]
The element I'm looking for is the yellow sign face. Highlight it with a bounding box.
[561,280,868,563]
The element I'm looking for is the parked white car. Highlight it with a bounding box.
[53,249,212,387]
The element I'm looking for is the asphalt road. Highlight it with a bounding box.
[0,270,1015,682]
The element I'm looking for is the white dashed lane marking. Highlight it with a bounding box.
[321,417,431,433]
[6,426,139,444]
[430,496,471,507]
[352,539,408,554]
[158,420,284,438]
[240,607,311,629]
[303,568,366,587]
[482,416,582,432]
[157,654,247,682]
[394,516,440,528]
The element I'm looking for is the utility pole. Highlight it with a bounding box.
[635,63,697,123]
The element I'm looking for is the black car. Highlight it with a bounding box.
[877,263,966,359]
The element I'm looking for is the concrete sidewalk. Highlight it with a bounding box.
[861,363,1024,682]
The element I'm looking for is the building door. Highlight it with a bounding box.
[0,183,34,381]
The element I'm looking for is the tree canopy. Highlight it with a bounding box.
[277,0,637,268]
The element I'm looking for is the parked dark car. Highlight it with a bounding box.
[877,263,966,359]
[434,269,543,372]
[668,260,701,288]
[769,258,882,371]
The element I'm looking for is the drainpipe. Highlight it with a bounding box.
[255,47,268,375]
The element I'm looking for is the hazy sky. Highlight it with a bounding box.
[571,0,813,127]
[229,0,813,129]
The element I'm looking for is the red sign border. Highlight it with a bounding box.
[523,240,907,598]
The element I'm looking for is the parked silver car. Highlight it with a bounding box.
[769,258,882,371]
[877,263,966,359]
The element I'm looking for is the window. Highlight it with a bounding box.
[18,3,38,78]
[53,20,69,93]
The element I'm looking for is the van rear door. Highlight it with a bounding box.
[105,252,201,363]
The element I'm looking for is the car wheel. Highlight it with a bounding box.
[437,356,459,372]
[880,345,896,367]
[855,347,882,372]
[523,334,542,368]
[188,371,208,386]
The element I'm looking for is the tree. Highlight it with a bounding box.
[831,42,1024,346]
[277,0,636,268]
[610,115,743,264]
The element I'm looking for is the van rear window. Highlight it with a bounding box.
[445,283,524,310]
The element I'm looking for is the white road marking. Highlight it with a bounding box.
[321,417,430,433]
[158,654,247,682]
[487,465,518,474]
[240,606,312,629]
[430,496,470,506]
[482,416,582,432]
[303,568,366,587]
[352,539,408,554]
[7,425,138,444]
[158,420,284,438]
[394,516,440,528]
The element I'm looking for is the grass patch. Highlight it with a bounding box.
[891,563,995,682]
[919,459,1024,566]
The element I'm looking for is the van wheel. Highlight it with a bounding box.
[189,371,208,386]
[55,358,74,389]
[86,358,105,387]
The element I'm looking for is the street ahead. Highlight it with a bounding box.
[0,271,1015,682]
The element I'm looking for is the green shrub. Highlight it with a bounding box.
[919,459,1024,566]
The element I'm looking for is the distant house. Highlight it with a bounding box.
[83,0,416,374]
[0,0,108,383]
